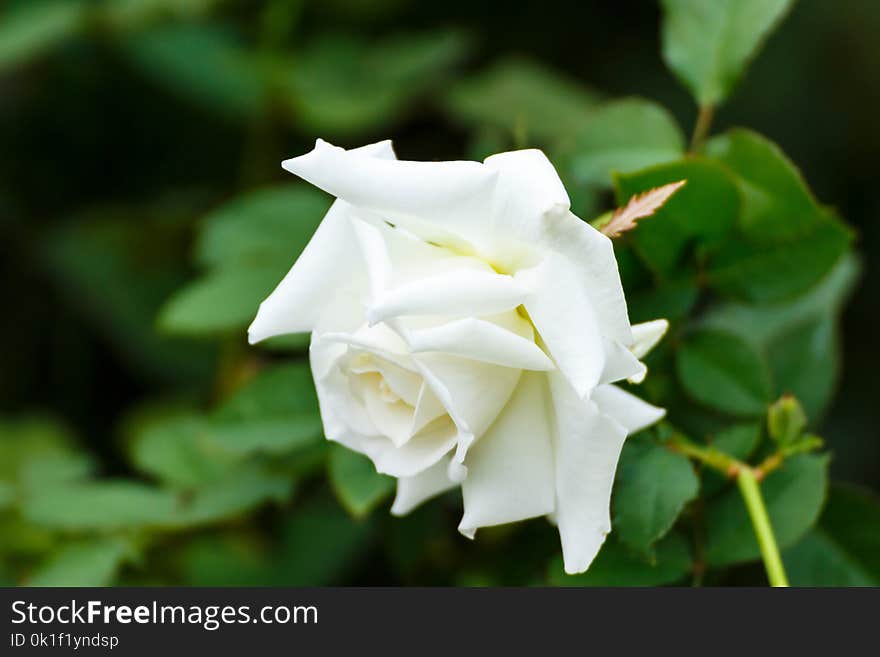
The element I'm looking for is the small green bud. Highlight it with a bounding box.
[767,395,807,446]
[791,433,824,455]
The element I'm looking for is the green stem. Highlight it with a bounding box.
[668,435,739,476]
[736,468,790,587]
[689,104,715,153]
[668,434,793,587]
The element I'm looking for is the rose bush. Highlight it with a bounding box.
[249,139,668,573]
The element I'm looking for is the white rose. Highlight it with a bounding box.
[248,139,668,574]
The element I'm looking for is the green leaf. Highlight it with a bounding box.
[161,187,329,337]
[102,0,219,30]
[784,484,880,586]
[701,423,763,498]
[195,187,328,269]
[289,31,467,136]
[0,416,94,490]
[613,440,699,554]
[173,465,292,527]
[705,454,828,566]
[180,493,377,586]
[696,157,851,414]
[207,363,324,458]
[129,414,236,488]
[628,279,699,324]
[23,466,293,532]
[570,99,685,186]
[214,362,319,422]
[766,315,837,419]
[700,254,858,347]
[705,129,824,240]
[328,445,395,519]
[712,423,762,461]
[26,538,135,587]
[444,56,602,145]
[676,330,772,416]
[705,211,852,304]
[178,533,276,587]
[615,159,739,275]
[0,0,88,73]
[17,452,94,492]
[811,484,880,581]
[208,418,323,457]
[699,255,858,419]
[260,332,311,352]
[0,563,13,586]
[274,495,376,585]
[23,481,182,531]
[128,395,322,489]
[660,0,795,106]
[783,531,875,587]
[123,24,269,121]
[158,265,283,336]
[0,482,13,510]
[548,533,692,586]
[276,443,330,481]
[0,513,55,563]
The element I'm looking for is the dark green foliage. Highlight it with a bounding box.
[547,533,692,587]
[158,187,330,337]
[613,439,699,555]
[784,485,880,586]
[705,455,828,566]
[660,0,796,106]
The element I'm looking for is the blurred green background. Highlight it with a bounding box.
[0,0,877,586]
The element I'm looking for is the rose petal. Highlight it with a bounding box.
[310,338,376,446]
[591,384,666,434]
[630,319,669,359]
[319,323,413,372]
[248,141,395,343]
[312,328,457,475]
[364,416,458,477]
[350,216,392,301]
[458,372,556,537]
[484,149,632,345]
[410,382,448,435]
[366,270,528,326]
[408,317,554,371]
[283,139,497,254]
[247,204,363,343]
[549,372,628,575]
[516,255,605,398]
[483,149,570,241]
[350,139,397,160]
[413,353,521,465]
[601,338,646,385]
[372,361,422,407]
[349,355,422,407]
[391,454,457,516]
[355,376,416,447]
